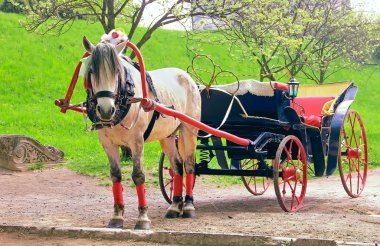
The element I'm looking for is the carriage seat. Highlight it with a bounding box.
[291,97,335,127]
[290,81,352,127]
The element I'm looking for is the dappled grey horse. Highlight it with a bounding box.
[83,37,201,229]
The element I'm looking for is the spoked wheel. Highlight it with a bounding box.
[274,136,307,212]
[240,159,272,195]
[338,110,368,198]
[158,153,174,204]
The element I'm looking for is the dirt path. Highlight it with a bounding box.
[0,167,379,244]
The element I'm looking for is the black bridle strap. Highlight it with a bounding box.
[95,91,116,98]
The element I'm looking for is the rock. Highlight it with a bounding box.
[0,135,64,171]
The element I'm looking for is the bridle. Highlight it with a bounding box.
[85,63,135,130]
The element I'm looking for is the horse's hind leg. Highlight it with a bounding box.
[178,124,198,218]
[160,136,184,218]
[98,131,124,228]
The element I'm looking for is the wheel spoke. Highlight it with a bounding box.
[290,180,298,210]
[284,146,295,167]
[164,180,172,188]
[247,176,253,186]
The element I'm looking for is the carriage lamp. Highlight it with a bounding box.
[287,78,300,99]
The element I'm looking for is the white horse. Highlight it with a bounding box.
[82,37,201,229]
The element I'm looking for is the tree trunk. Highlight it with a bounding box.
[106,0,115,33]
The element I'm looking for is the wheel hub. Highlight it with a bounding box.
[347,148,361,159]
[282,167,301,181]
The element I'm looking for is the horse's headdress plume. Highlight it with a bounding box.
[101,29,128,46]
[79,30,128,76]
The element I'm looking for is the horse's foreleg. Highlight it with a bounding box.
[178,126,198,218]
[130,139,151,230]
[99,131,124,228]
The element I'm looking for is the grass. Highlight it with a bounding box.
[0,12,379,186]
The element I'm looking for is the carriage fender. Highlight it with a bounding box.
[326,86,358,176]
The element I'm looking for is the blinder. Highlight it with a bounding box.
[86,65,135,129]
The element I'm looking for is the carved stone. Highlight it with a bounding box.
[0,135,64,171]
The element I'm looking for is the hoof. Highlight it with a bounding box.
[182,209,196,218]
[183,196,195,218]
[107,218,124,228]
[165,210,181,219]
[134,221,151,230]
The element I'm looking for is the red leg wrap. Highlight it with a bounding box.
[186,173,194,196]
[173,174,183,197]
[136,184,147,207]
[112,182,124,205]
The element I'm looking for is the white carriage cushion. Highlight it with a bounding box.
[210,80,275,97]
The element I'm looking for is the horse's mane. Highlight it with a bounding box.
[85,43,125,88]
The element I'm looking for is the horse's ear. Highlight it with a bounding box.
[115,40,127,54]
[83,36,95,54]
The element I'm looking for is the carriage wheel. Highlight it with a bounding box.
[158,153,174,204]
[240,159,271,195]
[274,136,307,212]
[338,110,368,198]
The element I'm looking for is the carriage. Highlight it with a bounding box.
[158,79,368,212]
[56,39,367,223]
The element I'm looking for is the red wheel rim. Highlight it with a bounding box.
[274,136,307,212]
[338,110,368,198]
[158,154,174,204]
[240,159,271,195]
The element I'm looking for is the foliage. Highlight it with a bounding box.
[0,0,24,13]
[0,13,379,185]
[20,0,241,59]
[193,0,379,84]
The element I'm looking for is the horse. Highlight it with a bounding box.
[82,36,201,230]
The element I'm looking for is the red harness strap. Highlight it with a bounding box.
[136,184,147,207]
[112,182,124,205]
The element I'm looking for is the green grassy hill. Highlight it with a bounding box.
[0,12,379,185]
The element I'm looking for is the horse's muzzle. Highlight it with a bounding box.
[97,105,116,121]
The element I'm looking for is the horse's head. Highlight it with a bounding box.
[83,36,126,122]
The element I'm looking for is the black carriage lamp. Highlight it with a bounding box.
[287,78,300,100]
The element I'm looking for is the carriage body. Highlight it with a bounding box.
[159,80,368,211]
[197,80,356,176]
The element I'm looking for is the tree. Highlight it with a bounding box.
[193,0,313,81]
[22,0,241,58]
[193,0,378,83]
[295,2,380,83]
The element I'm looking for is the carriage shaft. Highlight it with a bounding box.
[141,98,251,146]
